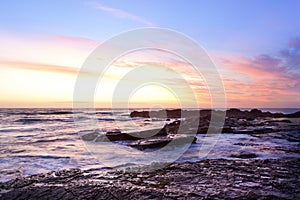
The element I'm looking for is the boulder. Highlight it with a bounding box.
[129,135,197,150]
[105,128,168,141]
[106,131,139,141]
[129,137,172,150]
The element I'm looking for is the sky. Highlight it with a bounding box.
[0,0,299,108]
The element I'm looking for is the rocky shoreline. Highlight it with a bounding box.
[80,108,300,151]
[1,158,299,199]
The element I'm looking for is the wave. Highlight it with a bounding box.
[32,138,72,143]
[12,155,71,159]
[0,128,45,133]
[6,111,73,115]
[95,111,113,115]
[97,118,115,122]
[14,118,73,124]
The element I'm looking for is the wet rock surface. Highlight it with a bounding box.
[1,158,299,200]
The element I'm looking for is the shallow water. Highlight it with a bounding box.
[0,108,299,182]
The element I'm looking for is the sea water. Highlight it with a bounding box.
[0,108,299,182]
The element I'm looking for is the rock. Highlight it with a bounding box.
[130,111,150,118]
[164,120,180,134]
[266,119,292,123]
[287,111,300,118]
[225,108,246,119]
[130,108,299,121]
[129,109,300,139]
[106,131,139,141]
[233,143,258,146]
[104,128,168,141]
[129,109,182,118]
[230,152,258,159]
[221,126,234,133]
[129,135,197,150]
[197,127,208,134]
[253,128,276,134]
[129,137,172,150]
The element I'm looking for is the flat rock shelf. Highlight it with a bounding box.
[1,158,299,200]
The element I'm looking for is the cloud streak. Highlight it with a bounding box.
[0,60,123,81]
[0,60,80,75]
[45,36,100,49]
[92,3,155,26]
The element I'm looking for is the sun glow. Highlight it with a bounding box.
[128,84,181,108]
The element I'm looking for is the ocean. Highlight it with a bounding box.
[0,108,299,182]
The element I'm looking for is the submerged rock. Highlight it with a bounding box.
[81,132,99,141]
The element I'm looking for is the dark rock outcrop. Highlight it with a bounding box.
[105,128,168,142]
[130,108,299,120]
[130,109,183,118]
[129,108,300,136]
[106,131,140,141]
[81,128,169,143]
[287,111,300,118]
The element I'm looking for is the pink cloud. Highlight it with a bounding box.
[219,47,300,107]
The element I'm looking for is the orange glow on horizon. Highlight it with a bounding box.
[0,33,299,108]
